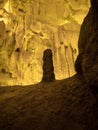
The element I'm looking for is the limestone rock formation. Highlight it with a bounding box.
[42,49,55,82]
[75,0,98,94]
[0,1,98,129]
[0,0,90,86]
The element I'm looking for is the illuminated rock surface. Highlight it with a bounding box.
[0,1,98,129]
[0,0,90,85]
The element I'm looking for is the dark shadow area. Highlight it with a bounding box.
[0,74,97,130]
[0,0,98,130]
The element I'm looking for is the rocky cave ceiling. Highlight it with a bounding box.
[0,0,90,86]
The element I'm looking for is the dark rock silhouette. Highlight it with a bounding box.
[75,0,98,94]
[0,1,98,130]
[42,49,55,82]
[75,54,83,74]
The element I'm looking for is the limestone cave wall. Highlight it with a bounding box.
[0,0,90,86]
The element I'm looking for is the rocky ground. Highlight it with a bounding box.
[0,74,98,130]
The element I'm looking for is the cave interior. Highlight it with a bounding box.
[0,0,98,130]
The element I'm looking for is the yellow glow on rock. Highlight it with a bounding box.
[0,0,90,86]
[4,0,10,12]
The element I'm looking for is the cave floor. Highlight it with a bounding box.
[0,74,98,130]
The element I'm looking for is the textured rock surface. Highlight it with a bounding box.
[0,0,90,86]
[0,1,98,129]
[42,49,55,82]
[75,0,98,93]
[0,75,97,130]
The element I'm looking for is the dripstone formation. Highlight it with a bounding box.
[75,0,98,94]
[42,49,55,82]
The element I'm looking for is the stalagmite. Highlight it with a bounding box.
[42,49,55,82]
